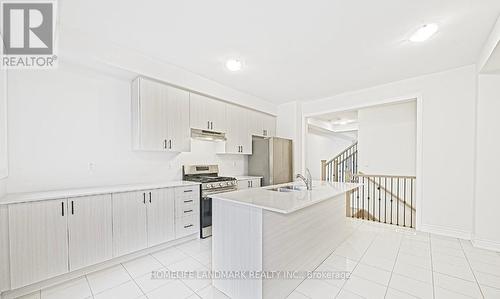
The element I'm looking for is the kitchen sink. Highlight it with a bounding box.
[270,185,308,192]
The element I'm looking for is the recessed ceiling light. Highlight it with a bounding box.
[409,24,438,42]
[225,59,242,72]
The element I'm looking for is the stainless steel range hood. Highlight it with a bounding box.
[191,128,227,142]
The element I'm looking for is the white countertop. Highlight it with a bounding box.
[0,181,200,205]
[233,175,263,180]
[212,181,362,214]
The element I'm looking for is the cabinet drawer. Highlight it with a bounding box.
[175,185,200,198]
[176,215,199,238]
[175,197,199,218]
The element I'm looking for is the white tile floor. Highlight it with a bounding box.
[16,220,500,299]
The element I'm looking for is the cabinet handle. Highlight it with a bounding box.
[211,122,213,130]
[184,209,193,213]
[163,140,167,149]
[184,190,193,193]
[184,199,193,203]
[149,192,152,203]
[61,202,64,217]
[143,193,146,204]
[248,181,250,188]
[71,201,74,215]
[184,224,194,228]
[207,121,210,129]
[169,140,172,149]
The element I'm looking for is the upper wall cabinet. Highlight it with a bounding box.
[224,104,252,154]
[190,93,226,132]
[132,77,190,152]
[249,110,277,137]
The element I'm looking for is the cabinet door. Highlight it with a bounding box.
[225,104,242,154]
[8,199,69,289]
[239,109,252,154]
[68,195,113,271]
[147,188,175,247]
[136,78,167,150]
[251,178,261,188]
[263,114,276,137]
[237,180,249,190]
[189,93,210,130]
[167,86,191,152]
[209,98,226,133]
[112,191,147,256]
[249,110,263,136]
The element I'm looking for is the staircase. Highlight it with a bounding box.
[321,143,416,228]
[321,142,358,183]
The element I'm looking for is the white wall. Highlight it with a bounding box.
[473,74,500,250]
[276,101,303,175]
[306,128,356,180]
[6,64,247,193]
[302,65,477,238]
[358,101,416,176]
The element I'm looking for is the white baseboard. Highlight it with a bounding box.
[419,224,472,240]
[472,238,500,252]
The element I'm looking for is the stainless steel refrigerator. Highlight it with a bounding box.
[248,137,293,186]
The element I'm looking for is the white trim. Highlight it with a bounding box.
[471,238,500,252]
[419,223,472,240]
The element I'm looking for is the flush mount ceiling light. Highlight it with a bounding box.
[332,119,355,126]
[409,24,439,42]
[225,59,242,71]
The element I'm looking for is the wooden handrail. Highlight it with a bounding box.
[326,142,358,164]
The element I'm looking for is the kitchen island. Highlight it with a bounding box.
[211,181,361,299]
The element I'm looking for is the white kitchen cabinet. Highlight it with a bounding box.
[190,93,226,132]
[146,188,175,247]
[262,113,276,137]
[112,191,148,256]
[8,199,69,289]
[174,186,200,238]
[166,87,191,152]
[67,194,113,271]
[250,111,276,137]
[224,104,252,154]
[237,178,262,190]
[132,77,190,152]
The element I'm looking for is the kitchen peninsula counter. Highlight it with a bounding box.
[212,181,362,299]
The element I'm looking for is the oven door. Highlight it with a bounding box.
[200,196,212,238]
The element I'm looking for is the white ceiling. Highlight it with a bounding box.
[59,0,500,104]
[313,110,358,122]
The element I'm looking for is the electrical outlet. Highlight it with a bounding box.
[88,162,96,172]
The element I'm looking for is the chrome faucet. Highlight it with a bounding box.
[296,168,313,190]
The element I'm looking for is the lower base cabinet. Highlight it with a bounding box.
[5,184,199,290]
[68,194,113,271]
[237,178,262,190]
[112,191,148,257]
[8,199,69,289]
[147,188,175,247]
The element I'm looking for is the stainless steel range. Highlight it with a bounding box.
[183,165,237,238]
